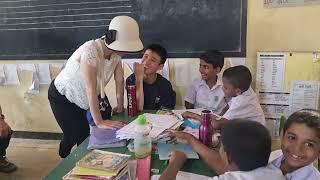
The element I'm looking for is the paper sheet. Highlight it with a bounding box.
[257,53,286,92]
[50,63,64,71]
[228,57,246,67]
[157,142,199,160]
[0,65,5,85]
[290,81,320,113]
[18,64,35,72]
[151,171,209,180]
[258,92,290,105]
[261,105,290,119]
[175,62,199,86]
[36,64,51,84]
[28,71,40,93]
[2,64,20,85]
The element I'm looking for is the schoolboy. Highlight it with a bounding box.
[269,109,320,180]
[184,50,227,114]
[126,44,176,110]
[159,120,285,180]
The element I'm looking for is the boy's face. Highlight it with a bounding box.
[141,49,163,75]
[199,59,220,81]
[222,78,241,98]
[281,122,320,170]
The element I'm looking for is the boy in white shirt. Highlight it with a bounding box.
[159,120,285,180]
[269,109,320,180]
[213,65,265,129]
[184,50,227,114]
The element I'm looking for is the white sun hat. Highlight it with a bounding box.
[105,16,143,52]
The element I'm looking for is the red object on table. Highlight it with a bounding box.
[136,155,151,180]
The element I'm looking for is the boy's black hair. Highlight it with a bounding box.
[144,44,168,65]
[283,109,320,137]
[222,65,252,92]
[221,119,271,171]
[199,50,224,69]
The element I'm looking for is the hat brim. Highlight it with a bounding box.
[106,40,143,53]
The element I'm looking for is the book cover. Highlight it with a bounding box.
[77,150,131,172]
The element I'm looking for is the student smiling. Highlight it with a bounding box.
[269,109,320,180]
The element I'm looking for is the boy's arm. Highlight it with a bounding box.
[159,151,187,180]
[185,101,194,109]
[182,111,201,121]
[172,131,228,174]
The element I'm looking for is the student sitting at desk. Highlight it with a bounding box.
[126,44,176,110]
[184,50,228,114]
[160,120,285,180]
[269,109,320,180]
[183,65,265,129]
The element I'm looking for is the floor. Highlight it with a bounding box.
[0,138,61,180]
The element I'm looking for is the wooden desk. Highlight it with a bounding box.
[44,112,215,180]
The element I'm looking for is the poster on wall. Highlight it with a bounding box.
[264,0,320,8]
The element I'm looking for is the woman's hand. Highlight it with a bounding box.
[96,120,125,129]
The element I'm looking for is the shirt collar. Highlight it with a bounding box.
[199,76,222,90]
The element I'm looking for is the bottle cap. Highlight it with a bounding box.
[136,115,147,125]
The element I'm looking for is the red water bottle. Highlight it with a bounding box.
[127,77,137,117]
[199,110,213,147]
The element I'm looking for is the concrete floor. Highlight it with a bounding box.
[0,138,61,180]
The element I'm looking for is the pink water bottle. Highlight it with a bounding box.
[199,110,213,147]
[127,79,137,117]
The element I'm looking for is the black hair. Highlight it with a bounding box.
[221,119,271,171]
[144,44,168,64]
[199,50,224,69]
[283,109,320,137]
[222,65,252,92]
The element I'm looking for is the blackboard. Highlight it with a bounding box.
[0,0,247,60]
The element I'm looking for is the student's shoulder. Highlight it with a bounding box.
[156,74,172,86]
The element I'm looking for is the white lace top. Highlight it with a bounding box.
[54,39,121,110]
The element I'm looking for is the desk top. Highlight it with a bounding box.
[44,112,215,180]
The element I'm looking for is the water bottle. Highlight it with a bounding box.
[134,115,152,159]
[199,110,213,147]
[126,76,137,117]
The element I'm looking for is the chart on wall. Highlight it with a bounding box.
[256,52,320,137]
[264,0,320,8]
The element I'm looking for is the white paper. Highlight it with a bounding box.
[261,105,290,119]
[36,64,51,84]
[266,119,281,138]
[0,64,5,85]
[18,64,36,72]
[258,92,290,105]
[257,53,286,92]
[28,71,40,93]
[50,63,64,71]
[151,171,209,180]
[228,57,246,67]
[3,64,20,85]
[122,59,170,80]
[290,81,320,113]
[175,63,199,86]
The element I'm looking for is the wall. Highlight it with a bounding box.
[0,1,320,133]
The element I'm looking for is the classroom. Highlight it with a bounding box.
[0,0,319,179]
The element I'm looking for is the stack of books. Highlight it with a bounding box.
[63,150,131,180]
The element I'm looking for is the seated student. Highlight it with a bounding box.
[184,50,228,114]
[183,65,265,129]
[160,120,285,180]
[0,105,17,173]
[269,109,320,180]
[126,44,176,110]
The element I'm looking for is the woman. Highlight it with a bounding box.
[48,16,143,158]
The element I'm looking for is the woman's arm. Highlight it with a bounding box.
[113,61,124,112]
[80,60,123,129]
[134,63,145,111]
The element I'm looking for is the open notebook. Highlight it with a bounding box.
[151,171,209,180]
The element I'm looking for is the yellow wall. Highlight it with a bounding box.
[0,1,320,133]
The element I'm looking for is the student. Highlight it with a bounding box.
[184,50,227,114]
[183,65,265,130]
[0,105,17,173]
[126,44,176,110]
[269,109,320,180]
[160,120,285,180]
[48,16,143,158]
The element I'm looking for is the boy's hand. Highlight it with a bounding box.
[169,130,195,144]
[181,111,200,121]
[169,150,187,165]
[133,62,144,81]
[212,118,227,130]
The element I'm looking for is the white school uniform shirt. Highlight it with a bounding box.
[269,149,320,180]
[208,163,285,180]
[184,78,227,114]
[54,39,121,110]
[222,87,266,126]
